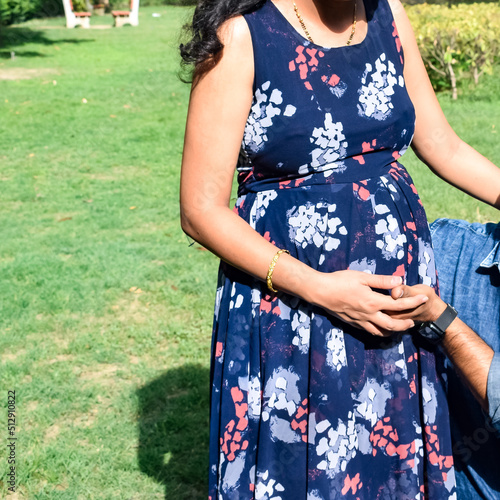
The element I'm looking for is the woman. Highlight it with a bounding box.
[179,0,500,497]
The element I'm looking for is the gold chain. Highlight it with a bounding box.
[292,0,357,46]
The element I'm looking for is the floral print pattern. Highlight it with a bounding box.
[209,0,456,498]
[358,53,405,120]
[302,113,348,175]
[244,81,297,155]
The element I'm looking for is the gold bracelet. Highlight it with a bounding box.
[266,249,290,293]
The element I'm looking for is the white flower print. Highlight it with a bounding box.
[291,305,311,354]
[324,213,346,251]
[262,368,305,444]
[380,176,399,201]
[220,452,247,494]
[358,53,405,120]
[238,373,262,421]
[263,368,301,421]
[421,376,438,425]
[348,257,377,274]
[375,212,407,261]
[352,379,393,427]
[325,327,347,372]
[314,411,358,474]
[251,288,261,319]
[394,341,408,379]
[417,240,436,287]
[214,285,224,321]
[288,202,328,249]
[249,189,278,228]
[229,293,244,310]
[287,202,347,254]
[396,129,412,157]
[308,491,325,500]
[228,282,238,310]
[255,470,285,500]
[299,113,348,175]
[243,81,297,154]
[409,422,425,476]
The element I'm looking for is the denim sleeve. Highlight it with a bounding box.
[487,353,500,432]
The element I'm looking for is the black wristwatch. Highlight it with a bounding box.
[418,303,458,344]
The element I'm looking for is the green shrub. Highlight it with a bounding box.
[0,0,63,25]
[71,0,87,10]
[0,0,194,22]
[406,3,500,98]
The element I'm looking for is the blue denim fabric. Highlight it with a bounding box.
[488,354,500,432]
[430,218,500,500]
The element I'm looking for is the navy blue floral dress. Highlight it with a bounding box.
[208,0,456,498]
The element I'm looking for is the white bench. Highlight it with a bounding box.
[61,0,91,28]
[111,0,140,27]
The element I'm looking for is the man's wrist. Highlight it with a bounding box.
[418,300,458,344]
[428,296,448,323]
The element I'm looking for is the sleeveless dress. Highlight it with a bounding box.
[208,0,457,498]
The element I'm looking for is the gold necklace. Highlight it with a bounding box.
[292,0,357,46]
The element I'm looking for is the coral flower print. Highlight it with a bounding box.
[289,45,325,91]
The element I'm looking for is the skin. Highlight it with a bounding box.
[391,284,495,411]
[179,0,500,337]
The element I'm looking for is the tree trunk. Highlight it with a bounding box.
[447,61,457,100]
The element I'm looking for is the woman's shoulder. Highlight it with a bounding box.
[385,0,412,35]
[193,15,253,89]
[196,14,253,82]
[386,0,404,15]
[384,0,420,58]
[217,14,253,50]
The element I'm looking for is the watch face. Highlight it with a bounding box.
[419,324,444,343]
[418,304,457,344]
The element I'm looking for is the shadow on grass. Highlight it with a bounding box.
[0,50,48,58]
[137,364,210,500]
[0,27,93,52]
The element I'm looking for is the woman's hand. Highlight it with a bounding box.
[307,270,429,336]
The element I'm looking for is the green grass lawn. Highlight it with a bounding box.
[0,7,499,499]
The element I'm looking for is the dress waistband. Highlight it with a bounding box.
[237,162,399,195]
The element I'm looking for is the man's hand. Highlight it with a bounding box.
[388,284,447,323]
[391,285,494,412]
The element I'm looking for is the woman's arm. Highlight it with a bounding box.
[389,0,500,209]
[180,16,427,336]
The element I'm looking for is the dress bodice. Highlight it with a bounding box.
[238,0,416,195]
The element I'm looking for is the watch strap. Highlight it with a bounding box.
[418,303,458,343]
[433,303,458,334]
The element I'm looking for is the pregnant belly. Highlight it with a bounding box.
[232,166,436,288]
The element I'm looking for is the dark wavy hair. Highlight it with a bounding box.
[179,0,265,82]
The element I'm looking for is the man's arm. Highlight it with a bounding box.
[391,285,495,416]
